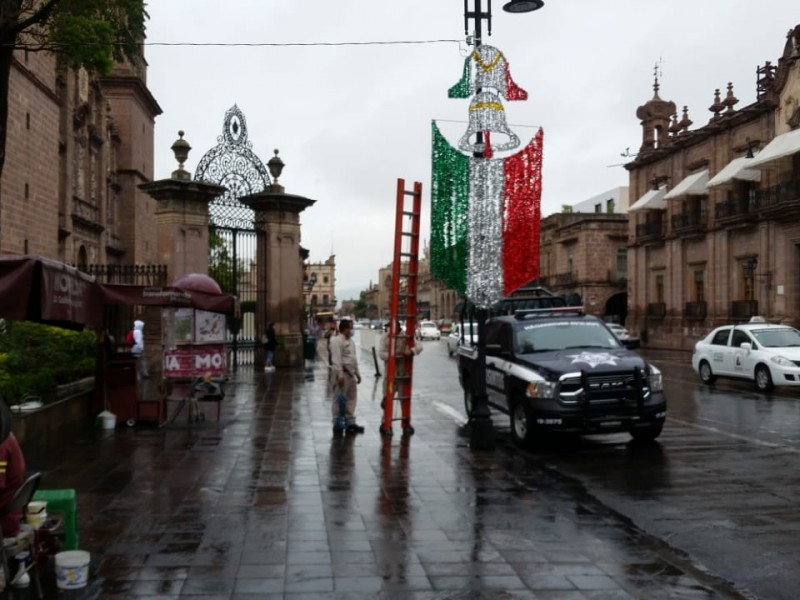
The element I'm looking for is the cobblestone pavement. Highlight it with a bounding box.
[13,358,748,599]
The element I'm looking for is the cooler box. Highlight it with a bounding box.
[32,489,78,551]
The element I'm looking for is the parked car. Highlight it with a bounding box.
[692,318,800,392]
[455,308,666,446]
[437,318,454,334]
[416,320,441,341]
[447,321,479,356]
[606,323,640,347]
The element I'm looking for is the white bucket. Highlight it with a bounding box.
[55,550,90,590]
[98,410,116,430]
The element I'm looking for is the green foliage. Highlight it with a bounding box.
[239,300,256,314]
[0,321,96,404]
[208,230,247,296]
[24,0,148,75]
[351,291,368,317]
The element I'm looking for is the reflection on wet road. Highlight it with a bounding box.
[417,340,800,600]
[20,335,757,598]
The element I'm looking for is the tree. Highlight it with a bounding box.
[0,0,146,181]
[208,231,237,295]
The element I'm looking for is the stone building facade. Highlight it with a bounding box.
[305,255,336,317]
[626,24,800,351]
[0,45,161,266]
[537,210,629,323]
[417,250,459,321]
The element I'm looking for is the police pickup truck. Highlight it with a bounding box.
[457,308,666,446]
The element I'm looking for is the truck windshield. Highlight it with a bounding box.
[515,321,622,353]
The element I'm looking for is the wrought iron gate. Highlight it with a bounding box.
[195,105,270,370]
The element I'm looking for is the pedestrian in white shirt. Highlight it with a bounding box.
[329,319,363,434]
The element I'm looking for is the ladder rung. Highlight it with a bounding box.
[402,232,419,237]
[402,210,420,217]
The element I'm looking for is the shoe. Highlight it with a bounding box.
[11,571,29,588]
[346,424,365,435]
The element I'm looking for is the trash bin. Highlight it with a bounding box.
[303,335,317,361]
[105,354,138,424]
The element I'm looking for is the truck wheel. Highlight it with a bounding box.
[509,398,534,447]
[630,424,662,442]
[464,389,474,418]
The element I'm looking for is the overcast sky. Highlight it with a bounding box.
[145,1,798,303]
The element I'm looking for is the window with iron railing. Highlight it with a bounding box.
[753,177,800,209]
[684,301,707,320]
[731,300,758,320]
[635,214,665,238]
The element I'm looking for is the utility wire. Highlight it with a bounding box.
[9,38,464,49]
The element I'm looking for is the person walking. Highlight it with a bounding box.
[378,321,422,408]
[130,319,148,379]
[329,319,363,434]
[263,322,277,371]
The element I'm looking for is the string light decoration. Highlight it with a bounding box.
[431,44,543,308]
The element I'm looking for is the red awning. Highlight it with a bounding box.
[98,283,238,315]
[0,255,103,329]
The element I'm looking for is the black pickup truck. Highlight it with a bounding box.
[457,308,667,446]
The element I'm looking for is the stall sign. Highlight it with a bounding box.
[164,344,226,378]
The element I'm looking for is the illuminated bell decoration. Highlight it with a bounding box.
[458,91,521,155]
[432,44,543,308]
[448,45,528,101]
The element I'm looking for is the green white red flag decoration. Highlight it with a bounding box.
[431,44,543,308]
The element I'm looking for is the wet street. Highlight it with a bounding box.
[12,335,798,599]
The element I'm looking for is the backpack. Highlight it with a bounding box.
[126,329,135,345]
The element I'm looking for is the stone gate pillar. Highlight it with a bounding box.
[139,132,225,282]
[241,152,315,367]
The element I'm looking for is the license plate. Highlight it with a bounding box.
[599,420,622,428]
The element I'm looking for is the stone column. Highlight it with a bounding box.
[139,132,226,282]
[137,133,226,378]
[241,184,315,368]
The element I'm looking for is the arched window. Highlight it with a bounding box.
[323,294,329,305]
[323,275,329,284]
[311,295,318,306]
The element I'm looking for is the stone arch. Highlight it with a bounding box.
[604,292,628,325]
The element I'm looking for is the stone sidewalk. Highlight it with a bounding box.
[16,359,747,599]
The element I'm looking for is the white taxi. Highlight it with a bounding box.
[691,317,800,392]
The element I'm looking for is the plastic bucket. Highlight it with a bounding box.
[55,550,90,590]
[98,410,116,430]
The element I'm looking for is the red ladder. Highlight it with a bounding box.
[380,179,422,437]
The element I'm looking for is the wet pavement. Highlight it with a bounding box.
[13,357,750,599]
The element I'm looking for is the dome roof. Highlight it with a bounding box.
[172,273,222,295]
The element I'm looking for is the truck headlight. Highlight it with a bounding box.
[527,380,556,399]
[648,366,663,392]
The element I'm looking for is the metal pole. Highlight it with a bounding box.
[466,0,495,450]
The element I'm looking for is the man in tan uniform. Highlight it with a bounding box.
[329,319,363,434]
